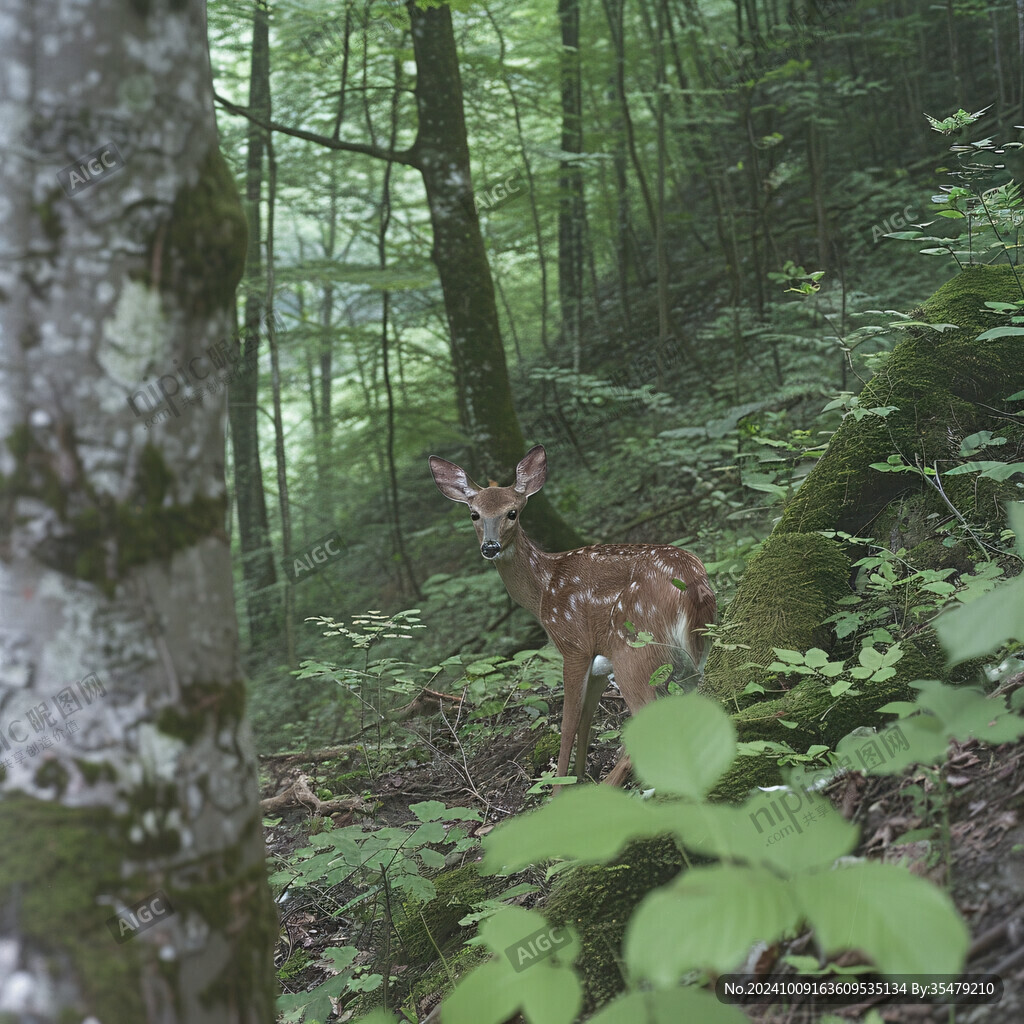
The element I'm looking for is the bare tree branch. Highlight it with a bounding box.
[214,91,418,166]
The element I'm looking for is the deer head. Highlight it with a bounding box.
[428,445,547,560]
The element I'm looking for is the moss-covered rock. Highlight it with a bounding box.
[543,837,685,1012]
[778,263,1024,535]
[702,531,851,702]
[393,863,493,965]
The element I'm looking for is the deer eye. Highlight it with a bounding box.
[470,511,480,521]
[507,510,517,521]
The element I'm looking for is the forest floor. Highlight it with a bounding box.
[260,681,1024,1024]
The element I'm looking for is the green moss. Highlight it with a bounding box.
[707,751,784,803]
[165,850,277,1009]
[394,864,492,965]
[3,438,223,595]
[405,940,490,1014]
[68,446,224,594]
[0,794,145,1021]
[3,424,67,517]
[703,532,851,701]
[779,263,1024,535]
[543,837,684,1011]
[32,188,64,245]
[144,146,248,316]
[75,759,118,786]
[529,731,561,773]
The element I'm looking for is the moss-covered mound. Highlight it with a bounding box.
[704,263,1024,738]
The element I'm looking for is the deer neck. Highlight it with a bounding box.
[492,527,553,620]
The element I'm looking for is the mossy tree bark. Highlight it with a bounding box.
[0,2,276,1020]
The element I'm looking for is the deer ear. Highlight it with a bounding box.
[514,445,547,497]
[429,456,482,504]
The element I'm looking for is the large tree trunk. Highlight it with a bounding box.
[407,1,581,551]
[0,2,277,1020]
[230,0,282,655]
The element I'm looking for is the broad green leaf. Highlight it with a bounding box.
[934,573,1024,663]
[837,682,1024,775]
[624,693,736,797]
[773,649,806,664]
[654,788,856,873]
[976,326,1024,339]
[587,987,748,1024]
[734,786,858,872]
[443,908,582,1024]
[625,865,799,979]
[858,646,883,670]
[409,822,446,844]
[410,800,447,821]
[794,862,968,974]
[945,460,1024,480]
[481,786,662,873]
[803,648,830,668]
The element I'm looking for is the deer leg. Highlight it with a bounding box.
[573,660,612,782]
[600,646,663,787]
[556,652,593,786]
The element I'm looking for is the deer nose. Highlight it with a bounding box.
[481,540,501,559]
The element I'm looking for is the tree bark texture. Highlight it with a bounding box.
[0,1,277,1019]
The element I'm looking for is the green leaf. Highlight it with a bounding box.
[625,865,799,979]
[419,848,446,868]
[794,862,968,974]
[773,648,806,664]
[442,908,582,1024]
[803,648,829,669]
[934,573,1024,662]
[648,663,674,687]
[481,787,661,873]
[410,800,448,821]
[736,786,858,872]
[945,460,1024,480]
[976,326,1024,340]
[624,693,737,797]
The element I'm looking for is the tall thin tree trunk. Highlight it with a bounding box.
[264,136,296,668]
[408,2,581,550]
[558,0,585,371]
[230,0,281,654]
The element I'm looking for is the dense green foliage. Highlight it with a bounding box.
[199,1,1024,1020]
